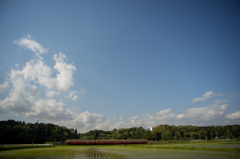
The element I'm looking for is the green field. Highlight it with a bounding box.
[1,140,240,159]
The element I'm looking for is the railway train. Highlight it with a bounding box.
[67,139,147,145]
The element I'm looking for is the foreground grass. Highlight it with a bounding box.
[0,145,54,151]
[146,139,240,145]
[1,145,240,159]
[134,140,240,153]
[1,141,240,159]
[137,145,240,153]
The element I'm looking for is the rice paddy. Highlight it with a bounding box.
[1,140,240,159]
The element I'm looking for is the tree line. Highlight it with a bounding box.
[0,120,78,144]
[1,119,239,144]
[80,124,240,141]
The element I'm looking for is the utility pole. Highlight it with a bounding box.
[32,120,39,145]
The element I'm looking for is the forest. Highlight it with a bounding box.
[0,119,239,144]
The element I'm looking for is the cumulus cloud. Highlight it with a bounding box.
[176,114,185,119]
[156,109,171,116]
[0,66,104,132]
[14,35,48,55]
[226,111,240,120]
[106,106,232,130]
[0,75,40,115]
[119,116,123,121]
[220,104,229,110]
[129,116,140,123]
[0,81,9,92]
[53,53,76,92]
[19,58,56,89]
[72,95,78,101]
[12,36,76,93]
[65,90,85,101]
[191,91,216,103]
[0,35,95,132]
[46,90,60,98]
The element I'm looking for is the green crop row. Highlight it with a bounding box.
[80,148,126,159]
[1,145,240,159]
[0,145,54,151]
[138,146,240,153]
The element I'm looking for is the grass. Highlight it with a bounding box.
[0,140,240,159]
[138,145,240,153]
[1,146,240,159]
[147,139,240,145]
[135,139,240,153]
[0,145,54,151]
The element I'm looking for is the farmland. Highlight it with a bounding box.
[0,140,240,159]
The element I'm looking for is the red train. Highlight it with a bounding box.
[67,139,147,145]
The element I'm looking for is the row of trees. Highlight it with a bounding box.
[1,120,240,144]
[0,120,78,144]
[80,124,240,141]
[151,124,240,141]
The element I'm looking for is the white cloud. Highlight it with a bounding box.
[220,104,229,110]
[226,111,240,120]
[65,91,76,99]
[53,52,76,92]
[191,91,216,103]
[0,35,90,130]
[186,107,223,121]
[106,106,229,130]
[213,99,230,104]
[156,108,171,116]
[27,99,73,121]
[20,58,55,89]
[176,114,185,119]
[10,50,76,94]
[46,90,60,98]
[14,35,48,55]
[65,90,85,101]
[13,35,78,92]
[72,95,78,101]
[0,68,104,132]
[119,116,123,121]
[187,107,210,118]
[0,82,9,92]
[0,75,40,115]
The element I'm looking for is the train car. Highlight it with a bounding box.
[67,139,147,145]
[122,139,147,144]
[95,140,122,145]
[67,139,95,145]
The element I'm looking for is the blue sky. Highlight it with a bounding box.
[0,0,240,132]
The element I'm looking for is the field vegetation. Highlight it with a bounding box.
[1,144,240,159]
[0,145,54,151]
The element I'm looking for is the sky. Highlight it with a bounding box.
[0,0,240,133]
